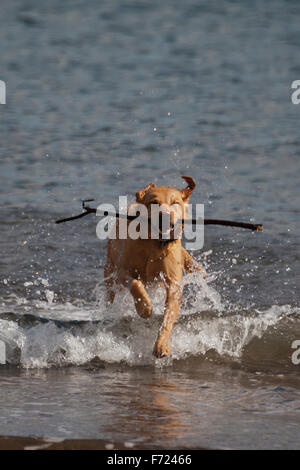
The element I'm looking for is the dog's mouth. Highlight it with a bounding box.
[145,209,183,242]
[157,215,182,241]
[158,224,175,239]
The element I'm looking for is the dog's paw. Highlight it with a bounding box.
[153,337,171,358]
[135,298,152,319]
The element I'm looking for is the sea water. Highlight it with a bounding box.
[0,0,299,449]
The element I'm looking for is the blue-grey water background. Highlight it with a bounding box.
[0,0,300,449]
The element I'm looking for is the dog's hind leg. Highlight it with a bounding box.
[130,279,152,319]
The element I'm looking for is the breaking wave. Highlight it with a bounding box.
[0,273,299,371]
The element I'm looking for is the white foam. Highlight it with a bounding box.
[0,272,299,368]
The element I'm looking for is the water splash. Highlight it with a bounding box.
[0,270,299,369]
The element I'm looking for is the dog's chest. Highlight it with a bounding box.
[143,246,183,283]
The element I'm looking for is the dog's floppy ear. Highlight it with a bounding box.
[136,183,155,202]
[180,176,196,200]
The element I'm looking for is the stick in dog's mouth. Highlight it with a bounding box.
[55,200,263,232]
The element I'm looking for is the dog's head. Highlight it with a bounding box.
[135,176,196,242]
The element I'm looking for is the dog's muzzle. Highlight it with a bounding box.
[156,211,181,241]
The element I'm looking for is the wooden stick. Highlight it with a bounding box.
[55,201,263,231]
[203,219,262,231]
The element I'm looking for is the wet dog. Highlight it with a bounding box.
[104,176,205,358]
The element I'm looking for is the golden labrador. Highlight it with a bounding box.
[104,176,205,358]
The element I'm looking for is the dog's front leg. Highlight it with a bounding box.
[130,279,152,319]
[153,281,182,358]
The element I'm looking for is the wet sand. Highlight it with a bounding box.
[0,435,210,450]
[0,434,137,450]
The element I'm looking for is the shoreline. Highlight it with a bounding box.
[0,435,211,451]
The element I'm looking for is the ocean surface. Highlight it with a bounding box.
[0,0,300,449]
